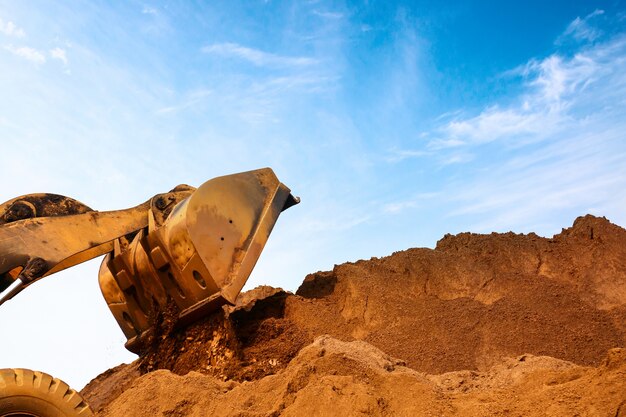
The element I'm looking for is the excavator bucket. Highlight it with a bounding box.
[98,168,298,353]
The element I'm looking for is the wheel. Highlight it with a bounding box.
[0,369,93,417]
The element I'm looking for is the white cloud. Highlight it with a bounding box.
[441,152,474,165]
[142,6,158,15]
[383,200,419,214]
[447,128,626,233]
[157,72,336,125]
[418,32,626,233]
[202,42,317,68]
[156,89,212,114]
[426,35,615,150]
[262,74,334,92]
[385,148,431,163]
[312,10,344,19]
[525,54,599,105]
[427,137,465,149]
[49,47,68,65]
[383,192,439,214]
[427,16,622,153]
[560,9,605,43]
[4,45,46,64]
[435,107,559,147]
[0,18,25,37]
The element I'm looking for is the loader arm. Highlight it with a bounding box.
[0,168,298,353]
[0,187,191,305]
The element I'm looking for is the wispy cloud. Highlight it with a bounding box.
[417,27,626,231]
[312,10,344,19]
[142,6,157,15]
[426,35,612,151]
[383,192,440,214]
[156,89,212,114]
[222,74,337,124]
[523,54,600,105]
[202,42,317,68]
[0,18,25,37]
[385,148,431,163]
[49,47,68,65]
[428,107,561,149]
[157,72,336,124]
[4,45,46,64]
[441,152,474,165]
[447,127,626,232]
[558,9,605,43]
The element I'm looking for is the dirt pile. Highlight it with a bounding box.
[82,215,626,414]
[93,337,626,416]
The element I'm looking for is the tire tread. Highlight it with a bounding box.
[0,368,93,416]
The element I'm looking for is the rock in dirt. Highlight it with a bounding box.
[82,215,626,413]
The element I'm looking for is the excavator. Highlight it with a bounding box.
[0,168,298,416]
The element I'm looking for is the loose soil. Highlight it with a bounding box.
[91,337,626,417]
[82,214,626,415]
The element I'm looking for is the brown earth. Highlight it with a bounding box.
[82,214,626,415]
[91,337,626,417]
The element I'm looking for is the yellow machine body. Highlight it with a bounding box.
[0,168,298,354]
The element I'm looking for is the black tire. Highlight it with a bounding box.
[0,369,93,417]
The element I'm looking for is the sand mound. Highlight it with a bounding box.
[82,215,626,413]
[94,336,626,416]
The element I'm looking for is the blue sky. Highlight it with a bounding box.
[1,1,626,389]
